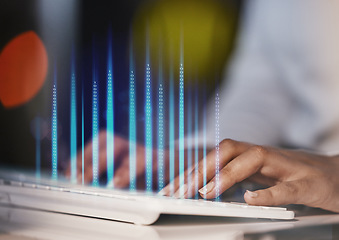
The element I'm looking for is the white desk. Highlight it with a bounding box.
[1,204,339,240]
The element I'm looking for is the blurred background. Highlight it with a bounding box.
[0,0,242,172]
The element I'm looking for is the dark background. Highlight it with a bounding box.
[0,0,242,173]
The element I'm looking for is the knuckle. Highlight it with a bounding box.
[249,145,269,159]
[220,138,236,148]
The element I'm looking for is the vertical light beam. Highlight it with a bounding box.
[145,29,153,192]
[51,66,58,180]
[169,61,175,195]
[106,30,114,186]
[145,63,153,192]
[129,37,137,191]
[92,46,99,186]
[215,91,220,201]
[194,85,199,199]
[157,40,164,191]
[187,85,192,197]
[178,39,185,196]
[82,89,85,185]
[157,70,164,191]
[70,51,77,183]
[203,92,207,192]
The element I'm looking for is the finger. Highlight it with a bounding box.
[244,180,309,206]
[199,145,266,199]
[112,155,130,188]
[82,134,130,184]
[64,138,94,178]
[81,147,110,184]
[64,131,107,179]
[161,139,250,197]
[187,139,252,198]
[159,165,194,197]
[112,142,147,187]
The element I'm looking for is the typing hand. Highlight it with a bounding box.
[162,139,339,213]
[65,130,159,188]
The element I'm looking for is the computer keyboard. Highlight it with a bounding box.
[0,177,294,225]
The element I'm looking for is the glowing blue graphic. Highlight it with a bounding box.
[82,90,85,185]
[158,82,164,191]
[129,45,137,190]
[169,64,175,195]
[187,88,192,197]
[203,103,207,191]
[106,34,114,186]
[194,88,199,199]
[70,57,77,183]
[215,92,220,201]
[51,68,58,180]
[35,117,41,180]
[179,63,185,196]
[92,62,99,186]
[145,62,153,192]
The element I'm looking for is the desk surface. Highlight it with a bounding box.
[1,204,339,240]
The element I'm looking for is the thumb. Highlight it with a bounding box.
[244,181,305,206]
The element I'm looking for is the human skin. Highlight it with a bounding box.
[161,139,339,213]
[66,132,339,213]
[65,130,204,190]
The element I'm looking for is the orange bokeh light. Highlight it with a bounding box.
[0,31,48,108]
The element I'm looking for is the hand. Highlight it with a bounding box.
[65,130,205,190]
[162,139,339,213]
[65,130,161,189]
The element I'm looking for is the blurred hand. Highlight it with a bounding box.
[65,130,161,189]
[162,139,339,213]
[65,130,205,190]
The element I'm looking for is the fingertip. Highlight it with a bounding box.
[198,190,215,200]
[113,171,130,189]
[158,185,170,196]
[113,176,123,188]
[198,181,215,199]
[106,180,114,188]
[244,190,259,205]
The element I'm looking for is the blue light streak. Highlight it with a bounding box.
[35,117,41,180]
[169,62,175,195]
[178,62,185,196]
[145,62,153,192]
[82,89,85,185]
[106,33,114,186]
[70,53,77,183]
[157,80,164,191]
[157,44,165,191]
[203,97,207,191]
[194,86,199,199]
[215,91,220,201]
[51,67,58,180]
[129,42,137,191]
[187,87,192,197]
[92,55,99,187]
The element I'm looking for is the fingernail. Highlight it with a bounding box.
[246,190,258,198]
[174,184,188,198]
[199,182,215,195]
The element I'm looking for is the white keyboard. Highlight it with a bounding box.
[0,177,295,225]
